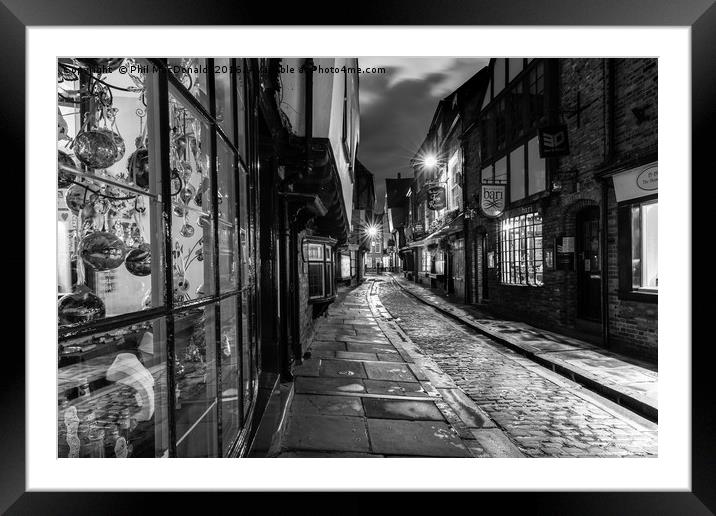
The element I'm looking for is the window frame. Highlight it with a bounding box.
[498,212,544,287]
[617,195,658,303]
[304,236,337,302]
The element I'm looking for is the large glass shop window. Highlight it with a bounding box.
[168,91,215,303]
[57,59,168,457]
[499,213,544,286]
[58,58,257,458]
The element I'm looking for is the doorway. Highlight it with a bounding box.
[576,206,602,322]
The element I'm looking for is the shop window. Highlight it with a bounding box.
[499,213,544,286]
[57,317,169,458]
[174,305,218,458]
[58,58,258,458]
[167,58,210,109]
[168,91,215,304]
[214,58,235,142]
[304,239,336,300]
[619,199,658,298]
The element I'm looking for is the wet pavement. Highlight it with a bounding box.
[375,277,658,458]
[277,281,523,458]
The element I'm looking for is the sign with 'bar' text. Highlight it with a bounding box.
[480,184,506,218]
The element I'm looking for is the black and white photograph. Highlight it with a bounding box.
[54,56,659,460]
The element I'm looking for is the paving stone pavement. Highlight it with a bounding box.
[388,273,657,420]
[374,278,658,458]
[277,281,523,458]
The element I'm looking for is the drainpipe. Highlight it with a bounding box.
[600,58,616,349]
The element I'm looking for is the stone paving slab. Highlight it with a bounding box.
[319,359,368,379]
[367,419,471,457]
[284,414,370,453]
[363,362,418,382]
[295,376,366,394]
[290,394,364,417]
[345,342,398,354]
[389,274,658,421]
[362,398,445,421]
[363,379,429,397]
[335,351,379,361]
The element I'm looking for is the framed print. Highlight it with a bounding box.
[5,0,714,512]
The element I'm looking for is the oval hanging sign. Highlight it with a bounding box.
[427,185,446,211]
[636,165,658,191]
[480,184,506,218]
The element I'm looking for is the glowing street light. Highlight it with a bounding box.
[366,225,379,238]
[423,154,438,169]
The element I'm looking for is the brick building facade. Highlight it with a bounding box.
[464,58,657,362]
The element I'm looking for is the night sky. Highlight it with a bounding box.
[357,57,490,211]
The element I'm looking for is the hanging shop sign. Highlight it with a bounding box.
[612,161,658,202]
[427,185,447,211]
[538,125,570,158]
[479,183,506,218]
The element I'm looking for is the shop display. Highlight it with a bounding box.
[79,230,128,271]
[73,127,125,170]
[58,149,77,188]
[125,244,152,276]
[58,284,106,325]
[58,57,258,459]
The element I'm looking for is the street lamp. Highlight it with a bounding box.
[366,225,378,238]
[423,154,438,169]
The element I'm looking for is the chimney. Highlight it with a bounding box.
[397,173,401,179]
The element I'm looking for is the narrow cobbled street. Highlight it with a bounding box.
[373,277,658,458]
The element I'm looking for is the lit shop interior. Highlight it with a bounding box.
[57,58,258,457]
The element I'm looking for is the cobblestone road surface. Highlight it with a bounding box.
[375,278,658,457]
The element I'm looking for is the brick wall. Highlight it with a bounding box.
[465,58,658,362]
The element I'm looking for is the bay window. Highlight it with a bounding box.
[305,237,336,300]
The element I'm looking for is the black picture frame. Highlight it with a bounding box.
[5,0,713,512]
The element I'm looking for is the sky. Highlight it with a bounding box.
[357,57,490,211]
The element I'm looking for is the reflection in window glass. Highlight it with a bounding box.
[217,138,239,292]
[169,92,215,304]
[57,317,169,458]
[234,60,247,157]
[174,306,218,457]
[214,59,234,142]
[220,297,241,454]
[167,58,209,109]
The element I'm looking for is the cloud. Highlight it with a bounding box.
[357,57,488,206]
